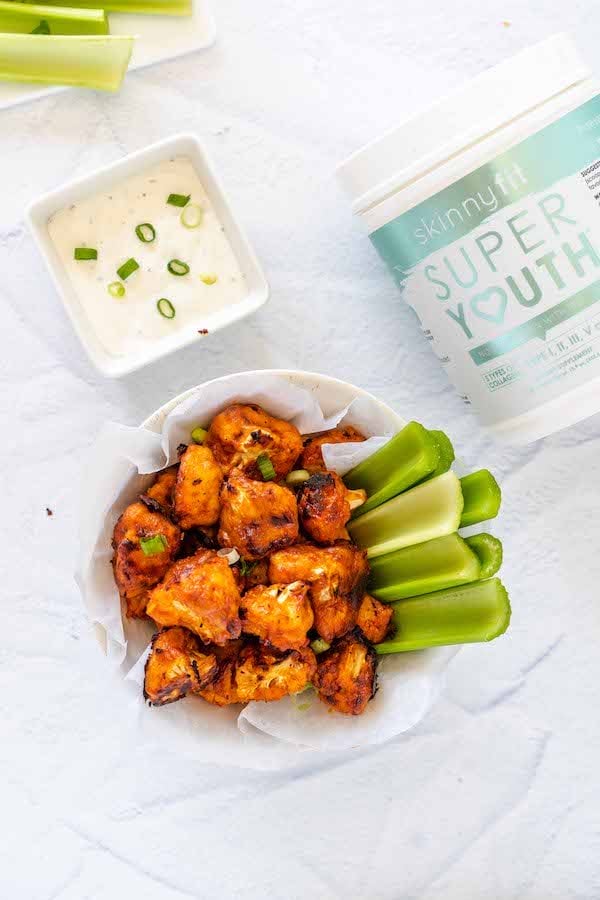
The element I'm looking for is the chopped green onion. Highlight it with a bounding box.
[465,533,503,579]
[375,578,511,654]
[167,193,190,207]
[30,19,50,33]
[217,547,240,565]
[199,273,218,285]
[0,35,133,91]
[0,2,108,35]
[167,259,190,276]
[460,470,501,528]
[310,638,331,654]
[180,203,203,228]
[139,534,168,557]
[74,246,97,260]
[257,452,276,481]
[369,533,482,602]
[135,222,156,243]
[117,257,139,280]
[190,425,208,444]
[156,298,175,319]
[239,559,257,577]
[286,469,310,487]
[346,422,441,518]
[107,281,125,298]
[348,471,464,559]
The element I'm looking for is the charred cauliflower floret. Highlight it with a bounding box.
[240,582,313,651]
[235,644,316,703]
[356,594,394,644]
[146,549,242,645]
[112,499,182,619]
[143,466,178,511]
[206,403,303,478]
[314,631,377,716]
[299,426,366,473]
[218,469,299,561]
[173,444,223,530]
[268,542,369,643]
[297,472,366,543]
[143,627,218,706]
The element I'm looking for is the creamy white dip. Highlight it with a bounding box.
[47,156,247,358]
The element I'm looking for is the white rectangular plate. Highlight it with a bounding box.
[0,0,215,111]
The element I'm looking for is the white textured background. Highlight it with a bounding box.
[4,2,600,897]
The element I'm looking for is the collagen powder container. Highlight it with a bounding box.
[338,34,600,442]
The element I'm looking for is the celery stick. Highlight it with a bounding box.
[0,1,108,34]
[38,0,191,14]
[348,471,463,559]
[376,577,511,654]
[460,469,501,527]
[465,533,503,579]
[346,422,440,518]
[369,533,481,601]
[427,430,455,478]
[0,35,133,91]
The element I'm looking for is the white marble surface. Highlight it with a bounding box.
[4,2,600,897]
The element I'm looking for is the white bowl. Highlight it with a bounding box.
[27,134,269,377]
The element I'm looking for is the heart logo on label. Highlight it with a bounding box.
[470,287,508,325]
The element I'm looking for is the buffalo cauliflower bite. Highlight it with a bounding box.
[240,582,313,651]
[314,631,377,715]
[146,549,242,645]
[143,627,218,706]
[297,472,365,543]
[268,542,369,642]
[173,444,223,530]
[234,644,317,703]
[299,426,366,473]
[218,469,299,561]
[112,499,182,619]
[357,594,394,644]
[206,403,303,478]
[143,466,178,510]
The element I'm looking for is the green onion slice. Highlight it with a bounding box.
[257,452,276,481]
[31,19,50,33]
[167,193,190,208]
[139,534,167,557]
[157,298,176,319]
[135,222,156,243]
[117,257,139,280]
[286,469,310,487]
[74,247,97,260]
[310,638,330,654]
[191,425,208,444]
[180,203,203,228]
[167,259,190,276]
[107,281,125,298]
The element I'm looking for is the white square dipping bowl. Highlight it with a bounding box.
[27,134,269,377]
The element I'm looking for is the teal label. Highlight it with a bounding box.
[370,92,600,425]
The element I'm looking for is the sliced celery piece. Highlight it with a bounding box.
[465,533,503,579]
[348,471,463,559]
[346,422,440,518]
[0,1,108,34]
[427,430,455,478]
[460,469,501,527]
[0,34,133,91]
[376,577,511,654]
[369,533,481,602]
[38,0,191,14]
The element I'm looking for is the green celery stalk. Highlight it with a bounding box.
[0,1,108,33]
[348,471,463,559]
[376,577,511,654]
[346,422,440,517]
[426,430,455,479]
[465,533,503,579]
[0,34,133,90]
[37,0,191,14]
[460,470,501,527]
[369,533,481,601]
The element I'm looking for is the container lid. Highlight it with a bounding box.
[337,33,591,214]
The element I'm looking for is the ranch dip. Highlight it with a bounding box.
[47,156,247,358]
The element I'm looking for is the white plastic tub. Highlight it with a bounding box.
[338,34,600,443]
